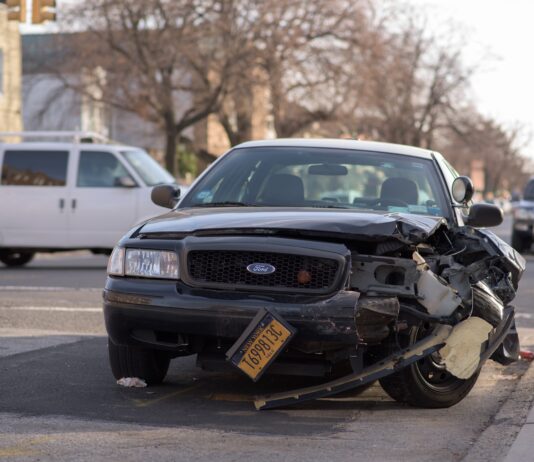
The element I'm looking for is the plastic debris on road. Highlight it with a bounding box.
[117,377,147,387]
[519,350,534,361]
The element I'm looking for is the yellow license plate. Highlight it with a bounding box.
[226,309,296,381]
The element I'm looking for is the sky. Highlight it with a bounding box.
[20,0,534,155]
[409,0,534,156]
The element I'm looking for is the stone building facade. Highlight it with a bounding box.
[0,4,22,133]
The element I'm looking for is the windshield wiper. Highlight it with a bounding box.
[192,201,258,207]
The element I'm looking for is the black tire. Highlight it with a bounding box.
[511,230,531,253]
[379,325,480,408]
[0,251,35,267]
[491,320,520,366]
[108,338,170,385]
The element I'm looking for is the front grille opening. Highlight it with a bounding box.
[187,250,339,291]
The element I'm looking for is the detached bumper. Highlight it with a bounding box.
[103,277,359,351]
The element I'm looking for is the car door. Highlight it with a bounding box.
[68,149,138,248]
[0,147,71,248]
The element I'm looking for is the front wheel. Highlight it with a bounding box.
[0,251,35,267]
[108,338,170,385]
[379,325,480,408]
[511,229,531,253]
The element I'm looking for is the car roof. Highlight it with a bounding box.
[0,142,135,151]
[234,138,435,159]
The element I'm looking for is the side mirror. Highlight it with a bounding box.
[115,176,137,188]
[151,184,180,209]
[466,203,503,228]
[452,176,474,203]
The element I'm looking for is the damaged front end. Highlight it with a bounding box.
[256,217,525,410]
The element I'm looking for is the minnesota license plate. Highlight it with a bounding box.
[226,308,296,381]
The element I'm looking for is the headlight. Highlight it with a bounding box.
[107,247,125,276]
[107,247,179,279]
[126,249,179,279]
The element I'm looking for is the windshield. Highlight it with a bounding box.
[524,180,534,201]
[180,147,449,218]
[121,149,175,186]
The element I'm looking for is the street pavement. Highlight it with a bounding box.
[0,215,533,461]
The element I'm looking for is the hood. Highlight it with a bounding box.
[516,199,534,209]
[137,207,447,243]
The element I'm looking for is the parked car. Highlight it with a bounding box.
[0,133,181,267]
[511,177,534,252]
[104,139,524,410]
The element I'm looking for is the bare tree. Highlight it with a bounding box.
[50,0,254,174]
[444,113,530,194]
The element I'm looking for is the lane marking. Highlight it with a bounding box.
[132,385,200,408]
[0,436,53,458]
[0,286,101,292]
[516,313,533,319]
[207,393,251,402]
[0,306,101,313]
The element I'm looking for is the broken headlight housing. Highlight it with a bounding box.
[107,247,179,279]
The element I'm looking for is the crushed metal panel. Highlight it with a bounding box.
[350,254,418,296]
[439,317,493,379]
[355,296,400,344]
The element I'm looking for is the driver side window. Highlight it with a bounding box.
[77,151,133,188]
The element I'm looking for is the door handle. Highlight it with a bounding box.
[59,198,65,211]
[72,199,77,210]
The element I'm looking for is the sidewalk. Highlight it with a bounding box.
[503,328,534,462]
[504,405,534,461]
[463,327,534,461]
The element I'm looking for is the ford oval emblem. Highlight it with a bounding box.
[246,263,276,275]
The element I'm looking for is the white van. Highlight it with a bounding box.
[0,132,180,267]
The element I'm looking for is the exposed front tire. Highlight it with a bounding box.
[108,338,170,385]
[0,251,35,267]
[379,324,480,408]
[511,229,531,253]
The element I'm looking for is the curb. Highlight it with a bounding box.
[462,358,534,461]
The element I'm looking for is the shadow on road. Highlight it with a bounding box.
[0,337,403,435]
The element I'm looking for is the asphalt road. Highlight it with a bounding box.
[0,215,533,461]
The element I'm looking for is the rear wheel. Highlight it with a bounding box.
[379,324,480,408]
[108,338,170,385]
[0,251,35,267]
[511,230,531,253]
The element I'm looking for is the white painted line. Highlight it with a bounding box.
[0,286,101,292]
[516,313,533,319]
[0,306,101,313]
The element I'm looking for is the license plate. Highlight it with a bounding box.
[226,308,296,381]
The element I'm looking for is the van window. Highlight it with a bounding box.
[77,151,133,187]
[1,150,69,186]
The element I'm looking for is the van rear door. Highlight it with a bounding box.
[0,147,71,248]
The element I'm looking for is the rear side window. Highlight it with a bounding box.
[77,151,132,187]
[1,150,69,186]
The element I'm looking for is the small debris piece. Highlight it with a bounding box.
[117,377,147,388]
[520,350,534,361]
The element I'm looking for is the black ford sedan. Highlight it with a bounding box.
[104,139,524,410]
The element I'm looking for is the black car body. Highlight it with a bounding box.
[104,139,524,410]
